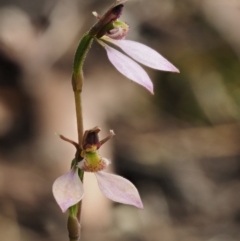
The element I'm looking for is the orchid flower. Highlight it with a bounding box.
[91,0,179,94]
[52,127,143,212]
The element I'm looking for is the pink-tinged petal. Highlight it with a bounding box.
[52,169,84,212]
[95,171,143,209]
[104,44,154,94]
[108,39,179,73]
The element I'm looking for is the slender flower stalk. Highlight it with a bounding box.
[58,2,131,240]
[70,34,93,241]
[52,0,179,240]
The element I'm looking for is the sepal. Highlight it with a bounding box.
[52,169,84,212]
[95,171,143,208]
[104,38,179,72]
[103,43,154,94]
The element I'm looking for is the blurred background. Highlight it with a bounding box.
[0,0,240,240]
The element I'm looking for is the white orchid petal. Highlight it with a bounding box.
[52,169,84,212]
[104,44,154,94]
[95,171,143,209]
[109,39,179,73]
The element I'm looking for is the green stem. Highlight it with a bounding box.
[73,91,84,147]
[72,34,93,82]
[67,2,124,239]
[72,33,93,145]
[69,33,93,241]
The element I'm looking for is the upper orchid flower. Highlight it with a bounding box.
[91,0,179,94]
[52,127,143,212]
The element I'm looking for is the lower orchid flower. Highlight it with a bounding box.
[52,127,143,213]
